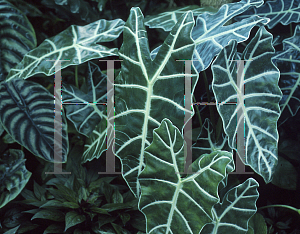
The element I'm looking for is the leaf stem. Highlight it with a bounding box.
[193,94,202,129]
[258,205,300,215]
[75,65,79,88]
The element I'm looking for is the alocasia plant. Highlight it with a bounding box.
[1,0,299,233]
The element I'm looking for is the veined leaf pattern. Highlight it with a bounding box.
[151,0,269,73]
[234,0,300,29]
[114,7,198,197]
[0,78,69,162]
[5,18,124,81]
[200,178,259,233]
[138,118,234,234]
[62,61,107,138]
[144,5,217,31]
[272,25,300,126]
[211,27,282,182]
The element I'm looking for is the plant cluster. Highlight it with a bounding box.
[1,0,300,233]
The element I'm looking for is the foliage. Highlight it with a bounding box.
[1,0,300,233]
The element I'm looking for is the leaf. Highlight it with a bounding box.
[41,0,99,23]
[5,18,125,82]
[144,5,217,31]
[246,213,267,234]
[211,27,282,183]
[65,211,86,231]
[82,118,108,163]
[0,78,69,163]
[200,178,259,233]
[114,7,198,197]
[43,224,65,234]
[101,200,137,212]
[62,61,107,138]
[31,209,65,222]
[272,25,300,126]
[2,133,15,144]
[3,225,20,234]
[33,181,47,201]
[150,0,269,73]
[234,0,300,29]
[112,189,123,204]
[0,149,31,209]
[192,118,232,159]
[0,0,36,81]
[271,156,297,190]
[138,118,234,234]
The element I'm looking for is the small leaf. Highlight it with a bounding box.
[43,224,65,234]
[65,211,86,231]
[33,181,46,201]
[31,209,65,222]
[3,225,20,234]
[112,189,123,204]
[119,213,130,226]
[62,201,80,209]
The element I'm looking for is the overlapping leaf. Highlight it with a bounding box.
[272,25,300,126]
[151,0,269,73]
[138,119,234,234]
[192,118,231,162]
[0,78,69,162]
[211,27,282,183]
[5,18,124,82]
[200,178,259,234]
[62,61,107,137]
[0,149,32,209]
[0,0,36,81]
[114,7,198,197]
[144,5,217,31]
[234,0,300,29]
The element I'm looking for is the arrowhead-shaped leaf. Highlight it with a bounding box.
[114,7,198,197]
[138,118,234,234]
[211,27,282,182]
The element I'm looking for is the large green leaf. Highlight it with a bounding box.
[0,78,69,163]
[5,18,124,82]
[272,25,300,126]
[211,27,282,183]
[138,118,234,234]
[0,0,36,81]
[114,7,198,197]
[234,0,300,29]
[0,149,32,209]
[200,178,259,233]
[150,0,269,73]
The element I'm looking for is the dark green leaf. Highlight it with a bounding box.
[31,209,65,222]
[65,211,86,231]
[0,149,31,209]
